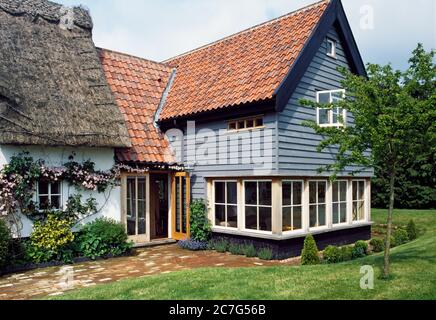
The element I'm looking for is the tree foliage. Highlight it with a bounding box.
[301,44,435,277]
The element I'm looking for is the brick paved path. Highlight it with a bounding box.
[0,244,298,300]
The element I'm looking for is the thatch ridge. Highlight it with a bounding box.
[0,0,131,147]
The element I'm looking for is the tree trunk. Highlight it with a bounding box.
[383,173,396,278]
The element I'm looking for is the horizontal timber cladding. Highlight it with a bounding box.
[212,225,372,260]
[171,112,279,200]
[277,25,373,177]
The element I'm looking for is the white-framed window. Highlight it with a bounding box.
[244,180,272,232]
[213,181,238,228]
[353,180,366,221]
[37,181,62,210]
[309,181,327,228]
[332,180,348,225]
[316,89,346,127]
[326,38,337,58]
[228,116,264,132]
[282,180,303,232]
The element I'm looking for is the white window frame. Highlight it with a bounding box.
[282,180,304,234]
[36,180,63,210]
[309,180,328,230]
[212,180,238,230]
[332,180,348,226]
[242,180,273,234]
[326,38,337,58]
[316,89,346,127]
[352,179,366,222]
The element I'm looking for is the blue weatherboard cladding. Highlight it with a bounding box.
[277,25,373,177]
[179,112,278,199]
[168,25,372,201]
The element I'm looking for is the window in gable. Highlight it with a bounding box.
[327,38,337,58]
[316,89,346,127]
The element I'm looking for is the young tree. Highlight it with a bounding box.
[301,44,435,278]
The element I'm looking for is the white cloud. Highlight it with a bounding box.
[57,0,435,69]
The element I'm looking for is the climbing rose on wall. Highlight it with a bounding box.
[0,173,17,216]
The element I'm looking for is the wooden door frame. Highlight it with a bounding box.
[171,172,191,240]
[121,173,150,243]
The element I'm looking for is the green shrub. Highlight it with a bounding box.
[190,200,212,242]
[393,228,409,246]
[243,244,258,258]
[28,215,75,263]
[406,220,418,241]
[340,246,353,261]
[228,243,245,256]
[323,245,342,264]
[213,239,228,253]
[258,248,273,261]
[369,238,385,253]
[0,219,12,269]
[301,235,320,265]
[78,218,132,260]
[352,240,368,259]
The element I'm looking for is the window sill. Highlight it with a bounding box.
[212,221,373,241]
[225,126,266,134]
[318,123,345,128]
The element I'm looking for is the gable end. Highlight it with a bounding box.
[274,0,366,112]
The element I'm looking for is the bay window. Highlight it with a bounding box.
[332,180,348,224]
[309,181,327,228]
[282,180,303,232]
[244,181,272,232]
[214,181,238,228]
[353,180,366,221]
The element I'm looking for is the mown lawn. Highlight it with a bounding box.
[50,209,436,300]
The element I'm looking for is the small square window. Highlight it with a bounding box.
[237,121,246,130]
[246,119,255,128]
[37,181,62,210]
[327,38,336,58]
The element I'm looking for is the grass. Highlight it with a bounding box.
[50,209,436,300]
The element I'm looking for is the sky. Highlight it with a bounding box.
[56,0,435,70]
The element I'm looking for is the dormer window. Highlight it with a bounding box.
[326,38,336,58]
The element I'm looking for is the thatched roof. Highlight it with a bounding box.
[0,0,131,147]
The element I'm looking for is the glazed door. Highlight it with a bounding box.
[125,175,149,243]
[172,172,190,240]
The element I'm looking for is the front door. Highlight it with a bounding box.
[150,174,169,240]
[172,172,190,240]
[125,175,148,243]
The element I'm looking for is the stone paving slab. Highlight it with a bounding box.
[0,244,299,300]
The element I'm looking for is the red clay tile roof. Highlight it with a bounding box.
[99,49,176,164]
[159,0,330,121]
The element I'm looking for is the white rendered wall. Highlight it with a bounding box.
[0,145,122,237]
